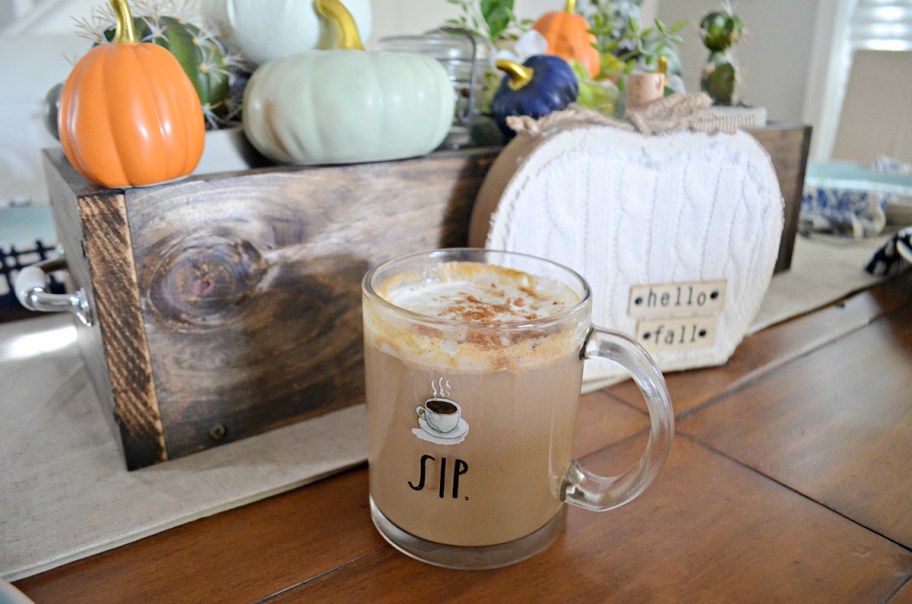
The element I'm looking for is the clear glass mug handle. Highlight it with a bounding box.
[561,327,674,511]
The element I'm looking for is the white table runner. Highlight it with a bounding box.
[0,325,368,582]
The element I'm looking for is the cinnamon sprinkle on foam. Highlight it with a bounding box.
[379,262,578,324]
[369,261,585,367]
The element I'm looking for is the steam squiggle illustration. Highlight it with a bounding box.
[431,377,452,398]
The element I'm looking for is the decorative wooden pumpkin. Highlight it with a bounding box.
[469,121,783,385]
[242,0,453,165]
[533,0,601,78]
[58,0,205,188]
[200,0,372,66]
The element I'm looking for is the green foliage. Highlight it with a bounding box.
[588,11,686,78]
[700,10,744,53]
[477,68,502,115]
[102,17,229,116]
[570,61,618,116]
[441,0,679,119]
[445,0,532,44]
[701,61,736,105]
[698,4,745,105]
[83,1,245,130]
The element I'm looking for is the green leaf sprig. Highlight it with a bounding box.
[595,15,686,76]
[445,0,532,45]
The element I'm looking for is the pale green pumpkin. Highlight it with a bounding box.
[242,0,455,168]
[243,50,454,165]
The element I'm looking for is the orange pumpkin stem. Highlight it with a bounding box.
[564,0,576,14]
[110,0,136,44]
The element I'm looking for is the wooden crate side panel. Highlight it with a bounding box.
[42,151,120,447]
[125,151,497,458]
[78,189,167,469]
[750,125,812,274]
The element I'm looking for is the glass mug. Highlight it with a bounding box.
[362,249,674,569]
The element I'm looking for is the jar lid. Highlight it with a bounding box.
[376,29,490,63]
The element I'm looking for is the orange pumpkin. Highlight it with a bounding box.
[533,0,601,79]
[58,0,205,188]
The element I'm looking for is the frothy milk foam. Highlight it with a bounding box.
[385,262,578,323]
[365,261,588,547]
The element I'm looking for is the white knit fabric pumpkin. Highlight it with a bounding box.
[469,123,783,386]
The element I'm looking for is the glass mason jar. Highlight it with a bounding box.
[376,28,492,150]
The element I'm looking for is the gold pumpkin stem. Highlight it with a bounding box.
[110,0,136,44]
[314,0,365,51]
[657,56,668,88]
[496,59,535,91]
[564,0,576,14]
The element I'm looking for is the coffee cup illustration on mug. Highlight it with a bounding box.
[417,398,462,434]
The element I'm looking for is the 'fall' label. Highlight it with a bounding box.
[635,316,717,352]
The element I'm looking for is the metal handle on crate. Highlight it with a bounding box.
[15,255,93,326]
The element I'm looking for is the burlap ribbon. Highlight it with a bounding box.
[506,92,745,137]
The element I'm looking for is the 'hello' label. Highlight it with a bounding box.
[628,280,727,318]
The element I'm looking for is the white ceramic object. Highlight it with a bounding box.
[0,579,34,604]
[200,0,372,67]
[470,123,783,384]
[875,155,912,226]
[804,159,912,230]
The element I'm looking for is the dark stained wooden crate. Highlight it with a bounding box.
[40,122,808,470]
[750,123,813,274]
[42,147,499,470]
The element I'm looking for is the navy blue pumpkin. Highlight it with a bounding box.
[491,55,579,137]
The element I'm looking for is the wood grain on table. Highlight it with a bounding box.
[15,273,912,603]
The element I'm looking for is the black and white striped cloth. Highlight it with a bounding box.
[865,227,912,276]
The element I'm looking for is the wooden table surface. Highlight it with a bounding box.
[14,272,912,603]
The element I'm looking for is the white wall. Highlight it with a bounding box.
[370,2,535,45]
[368,0,656,46]
[0,0,585,37]
[2,0,656,44]
[655,0,819,124]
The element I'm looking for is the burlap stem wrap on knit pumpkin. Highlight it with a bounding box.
[506,92,754,137]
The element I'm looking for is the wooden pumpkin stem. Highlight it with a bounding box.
[564,0,577,14]
[110,0,136,44]
[496,59,534,91]
[314,0,365,51]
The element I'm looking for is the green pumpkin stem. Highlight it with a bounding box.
[564,0,576,14]
[314,0,365,51]
[496,59,535,91]
[110,0,136,44]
